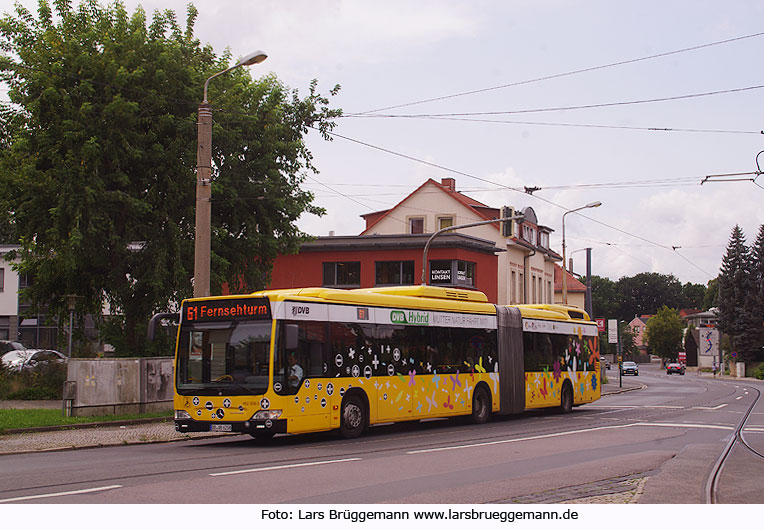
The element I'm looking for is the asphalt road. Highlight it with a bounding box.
[1,362,763,504]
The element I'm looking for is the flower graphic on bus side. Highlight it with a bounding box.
[553,360,562,384]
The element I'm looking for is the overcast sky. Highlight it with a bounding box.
[3,0,763,286]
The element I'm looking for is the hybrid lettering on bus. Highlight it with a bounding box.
[165,285,600,439]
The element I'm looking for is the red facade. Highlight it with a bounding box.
[265,234,500,304]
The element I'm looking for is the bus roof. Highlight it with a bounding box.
[244,285,592,323]
[184,286,593,323]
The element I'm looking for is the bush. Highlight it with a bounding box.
[0,363,66,400]
[751,363,764,380]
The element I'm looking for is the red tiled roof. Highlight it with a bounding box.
[553,264,586,292]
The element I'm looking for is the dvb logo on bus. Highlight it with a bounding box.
[390,310,429,325]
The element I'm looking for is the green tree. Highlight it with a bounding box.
[679,281,706,310]
[0,1,340,354]
[717,226,760,362]
[703,277,719,310]
[644,306,684,360]
[615,272,683,322]
[590,275,619,319]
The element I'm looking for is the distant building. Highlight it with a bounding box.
[628,315,653,357]
[683,308,719,328]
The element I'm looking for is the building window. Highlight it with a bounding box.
[438,217,454,230]
[0,267,4,291]
[511,271,517,304]
[539,232,549,249]
[322,262,360,287]
[375,261,415,285]
[409,217,424,234]
[522,224,536,245]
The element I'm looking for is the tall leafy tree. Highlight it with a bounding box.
[615,272,683,321]
[590,275,619,319]
[703,277,719,310]
[0,1,340,353]
[679,281,706,310]
[644,306,683,360]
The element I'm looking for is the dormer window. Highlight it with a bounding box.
[539,231,549,249]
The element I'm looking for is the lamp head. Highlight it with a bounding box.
[586,201,602,208]
[237,50,268,67]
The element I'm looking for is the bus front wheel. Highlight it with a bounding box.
[559,384,573,414]
[340,394,366,438]
[471,387,490,424]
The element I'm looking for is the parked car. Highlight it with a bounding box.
[0,340,27,355]
[601,357,611,369]
[1,349,67,372]
[621,361,639,376]
[1,349,31,371]
[666,362,685,375]
[21,349,67,371]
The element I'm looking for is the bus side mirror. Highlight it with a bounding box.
[148,313,180,341]
[284,324,299,351]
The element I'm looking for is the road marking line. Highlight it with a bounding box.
[639,422,734,430]
[406,422,735,454]
[736,396,743,400]
[693,404,728,410]
[0,485,122,503]
[587,405,683,409]
[209,458,361,477]
[407,424,641,454]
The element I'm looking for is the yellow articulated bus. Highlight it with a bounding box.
[168,285,601,440]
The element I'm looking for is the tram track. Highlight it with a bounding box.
[704,382,763,503]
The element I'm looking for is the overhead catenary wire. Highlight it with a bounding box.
[344,114,762,136]
[347,83,764,119]
[355,30,764,114]
[311,126,719,279]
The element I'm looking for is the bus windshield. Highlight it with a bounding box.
[176,320,272,396]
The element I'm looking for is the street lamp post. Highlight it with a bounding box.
[194,50,268,299]
[561,201,601,305]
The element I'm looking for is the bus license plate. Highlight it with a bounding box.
[210,424,232,432]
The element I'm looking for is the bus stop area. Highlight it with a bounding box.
[0,378,644,456]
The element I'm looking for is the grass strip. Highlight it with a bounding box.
[0,408,171,433]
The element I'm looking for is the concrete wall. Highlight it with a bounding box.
[64,357,173,417]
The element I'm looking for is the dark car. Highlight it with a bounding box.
[666,362,685,375]
[620,361,639,376]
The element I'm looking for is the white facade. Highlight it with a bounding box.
[0,245,20,340]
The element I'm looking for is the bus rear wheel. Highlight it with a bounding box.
[340,394,366,438]
[471,387,490,424]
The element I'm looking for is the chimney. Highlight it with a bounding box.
[441,177,456,191]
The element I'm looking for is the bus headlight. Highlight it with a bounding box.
[174,410,192,420]
[252,410,282,421]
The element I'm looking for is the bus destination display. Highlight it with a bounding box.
[183,298,270,322]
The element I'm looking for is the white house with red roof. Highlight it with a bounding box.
[360,177,572,307]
